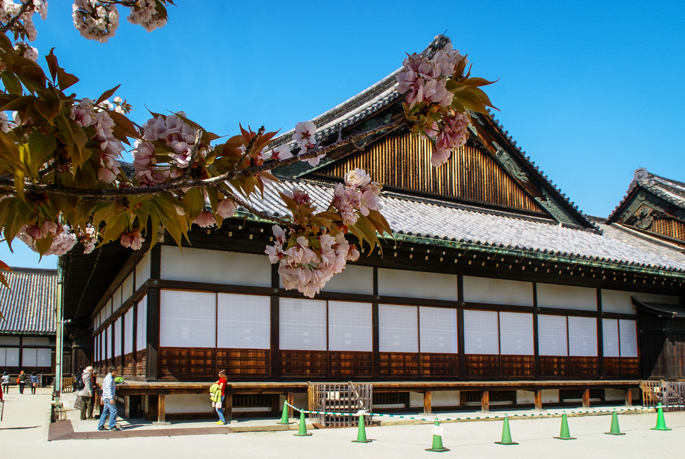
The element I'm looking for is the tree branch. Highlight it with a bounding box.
[217,184,296,229]
[0,0,34,34]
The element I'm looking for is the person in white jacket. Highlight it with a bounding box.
[77,366,94,420]
[97,367,121,431]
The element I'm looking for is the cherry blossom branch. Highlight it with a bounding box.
[231,126,265,174]
[217,184,296,229]
[184,129,204,174]
[0,0,33,34]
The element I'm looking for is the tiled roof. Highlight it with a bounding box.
[250,179,685,274]
[608,168,685,221]
[0,268,57,335]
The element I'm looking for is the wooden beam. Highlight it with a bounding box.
[224,387,233,424]
[535,389,543,410]
[287,392,294,418]
[582,388,590,408]
[145,287,160,381]
[157,393,166,423]
[423,390,432,414]
[625,388,633,407]
[481,390,490,412]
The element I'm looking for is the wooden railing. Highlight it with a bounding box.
[640,380,685,411]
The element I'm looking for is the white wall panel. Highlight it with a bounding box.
[0,336,19,345]
[135,251,151,289]
[123,273,134,303]
[124,309,134,355]
[463,310,499,355]
[603,318,620,357]
[5,348,19,366]
[105,299,112,318]
[538,315,567,356]
[106,326,111,359]
[378,269,457,301]
[322,265,373,295]
[136,296,147,351]
[568,316,597,357]
[279,298,327,351]
[619,320,639,358]
[160,290,216,348]
[37,348,51,367]
[537,283,597,311]
[22,337,49,346]
[161,246,271,287]
[499,312,534,355]
[463,276,533,306]
[218,294,270,349]
[22,348,37,366]
[419,306,458,354]
[379,304,418,353]
[114,318,122,357]
[601,290,637,314]
[113,286,122,311]
[328,301,373,352]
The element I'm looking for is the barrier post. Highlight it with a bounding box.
[425,419,449,452]
[352,413,372,443]
[554,413,576,440]
[494,417,518,445]
[651,403,672,431]
[277,400,292,425]
[605,411,625,435]
[294,410,311,437]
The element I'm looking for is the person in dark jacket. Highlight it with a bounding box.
[77,366,95,420]
[18,371,25,394]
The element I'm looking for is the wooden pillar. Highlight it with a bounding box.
[597,289,604,377]
[625,388,633,407]
[582,388,590,408]
[287,392,294,418]
[535,389,543,410]
[145,286,160,380]
[157,393,166,423]
[224,387,233,424]
[481,390,490,412]
[457,275,465,380]
[423,390,432,414]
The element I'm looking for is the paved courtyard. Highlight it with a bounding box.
[1,387,684,458]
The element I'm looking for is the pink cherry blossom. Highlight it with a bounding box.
[216,198,236,218]
[293,121,317,144]
[195,210,216,228]
[271,144,293,160]
[345,168,372,188]
[120,229,144,251]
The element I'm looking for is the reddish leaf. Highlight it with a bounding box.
[96,84,121,106]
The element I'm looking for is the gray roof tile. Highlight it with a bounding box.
[0,268,57,335]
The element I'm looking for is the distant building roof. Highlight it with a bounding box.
[0,267,57,335]
[609,168,685,221]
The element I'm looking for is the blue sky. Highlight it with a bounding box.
[3,0,685,269]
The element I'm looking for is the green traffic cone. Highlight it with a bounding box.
[425,419,450,452]
[651,403,672,431]
[293,410,311,437]
[495,417,519,445]
[605,411,625,435]
[277,400,292,425]
[352,414,372,443]
[554,413,577,440]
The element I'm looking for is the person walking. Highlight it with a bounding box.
[30,371,39,394]
[97,367,121,431]
[18,371,25,394]
[1,372,9,394]
[77,366,94,420]
[214,369,227,425]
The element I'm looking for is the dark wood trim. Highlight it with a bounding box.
[373,267,380,380]
[597,288,604,377]
[150,244,161,279]
[146,287,160,381]
[132,301,137,378]
[533,282,541,380]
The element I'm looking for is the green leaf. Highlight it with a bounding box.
[102,211,130,244]
[181,188,205,225]
[34,99,61,125]
[35,234,54,257]
[26,133,57,177]
[2,72,23,96]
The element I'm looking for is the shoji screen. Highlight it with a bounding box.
[106,326,111,359]
[463,310,499,355]
[114,317,122,357]
[279,298,327,351]
[5,348,19,366]
[22,348,37,366]
[603,318,620,357]
[619,320,639,358]
[124,309,134,355]
[499,312,534,355]
[419,306,458,353]
[160,290,216,348]
[379,304,418,353]
[538,315,567,356]
[328,301,373,352]
[217,294,270,349]
[37,349,51,367]
[136,296,147,351]
[568,317,597,356]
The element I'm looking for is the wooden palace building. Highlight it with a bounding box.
[60,36,685,421]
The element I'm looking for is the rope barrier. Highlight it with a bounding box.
[284,402,682,424]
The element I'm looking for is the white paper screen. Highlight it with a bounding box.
[537,283,597,311]
[538,315,568,356]
[124,309,134,355]
[160,290,216,348]
[113,286,122,311]
[106,326,111,359]
[114,317,122,357]
[328,301,373,352]
[419,307,457,353]
[568,316,597,356]
[322,265,373,295]
[105,300,112,319]
[217,294,270,349]
[379,304,418,352]
[123,273,134,303]
[378,269,457,301]
[279,298,327,351]
[135,251,151,290]
[602,318,620,357]
[22,348,37,366]
[37,348,51,367]
[619,320,639,358]
[136,296,147,351]
[5,348,19,366]
[22,337,49,345]
[463,310,499,355]
[499,312,534,355]
[463,276,533,306]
